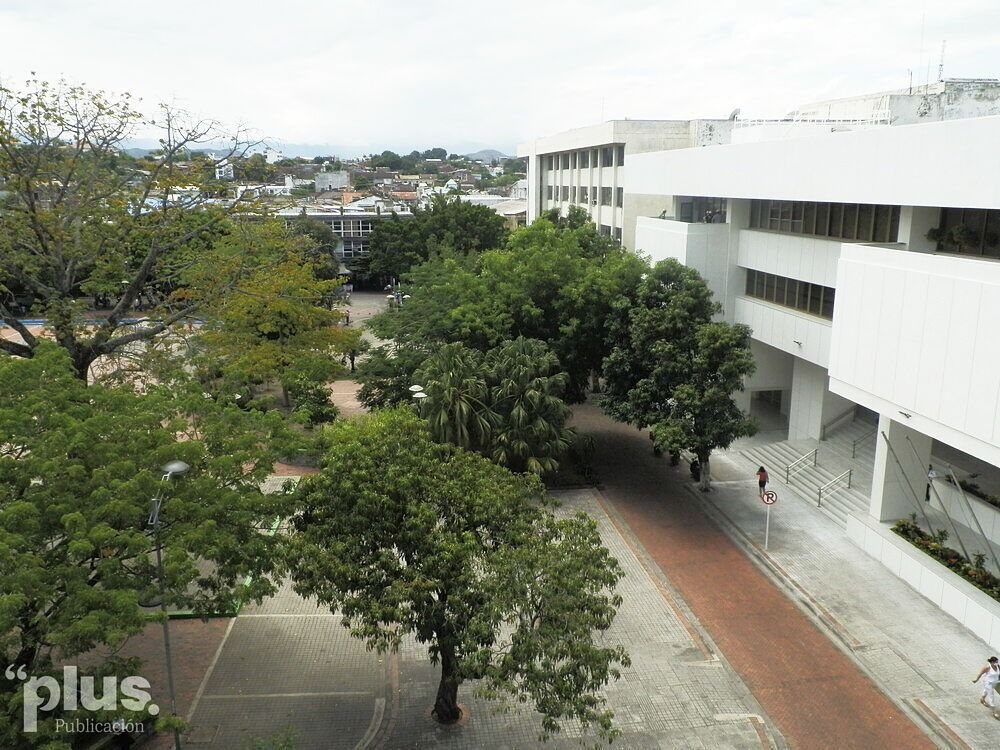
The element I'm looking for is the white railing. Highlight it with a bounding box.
[818,469,852,508]
[785,448,818,484]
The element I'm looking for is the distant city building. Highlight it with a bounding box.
[509,179,528,200]
[214,159,234,181]
[315,170,350,193]
[275,198,413,260]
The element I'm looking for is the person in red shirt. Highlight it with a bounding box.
[756,466,769,498]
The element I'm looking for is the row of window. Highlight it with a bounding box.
[744,269,835,320]
[598,225,623,243]
[749,200,901,243]
[320,219,375,237]
[542,144,625,171]
[339,239,369,258]
[545,185,623,207]
[934,208,1000,258]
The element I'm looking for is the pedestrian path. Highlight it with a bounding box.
[573,402,937,750]
[707,445,1000,748]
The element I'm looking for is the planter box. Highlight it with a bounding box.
[929,477,1000,550]
[847,512,1000,649]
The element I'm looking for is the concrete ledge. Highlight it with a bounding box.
[847,512,1000,650]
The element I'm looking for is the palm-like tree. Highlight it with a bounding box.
[415,343,496,450]
[485,337,575,474]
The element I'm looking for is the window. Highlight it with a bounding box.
[579,187,588,203]
[678,197,727,223]
[615,187,624,207]
[614,227,622,243]
[561,153,570,169]
[600,224,611,236]
[748,200,901,243]
[580,151,589,168]
[601,187,612,206]
[934,207,1000,258]
[744,270,834,319]
[601,147,614,167]
[571,153,577,169]
[546,185,553,201]
[616,145,625,165]
[561,185,569,201]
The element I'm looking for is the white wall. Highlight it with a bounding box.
[734,297,832,368]
[634,218,731,304]
[738,231,841,288]
[625,116,1000,210]
[829,245,1000,468]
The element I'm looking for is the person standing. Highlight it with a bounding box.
[756,466,769,499]
[973,656,1000,717]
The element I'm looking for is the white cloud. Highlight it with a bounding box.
[1,0,998,155]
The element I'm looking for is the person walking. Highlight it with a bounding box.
[756,466,769,499]
[973,656,1000,717]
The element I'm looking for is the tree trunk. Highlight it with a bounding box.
[432,643,461,723]
[698,450,712,491]
[281,383,290,408]
[589,369,601,393]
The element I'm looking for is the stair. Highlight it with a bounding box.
[819,418,878,495]
[740,440,870,528]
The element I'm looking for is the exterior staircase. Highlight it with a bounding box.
[740,431,873,528]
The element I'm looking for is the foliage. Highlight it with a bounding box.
[195,224,353,406]
[233,153,277,183]
[482,337,575,474]
[0,345,287,746]
[286,409,628,738]
[414,343,493,451]
[892,517,1000,600]
[0,76,265,379]
[356,343,430,409]
[370,217,645,400]
[366,197,508,280]
[603,259,755,489]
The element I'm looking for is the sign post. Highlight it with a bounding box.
[761,490,777,550]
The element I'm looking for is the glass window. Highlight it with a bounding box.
[755,270,766,298]
[750,200,761,228]
[601,187,612,206]
[561,186,569,201]
[601,147,613,167]
[764,273,777,302]
[615,187,623,207]
[815,203,830,236]
[745,269,756,295]
[561,153,570,169]
[873,205,891,243]
[791,201,804,232]
[546,185,553,200]
[774,276,787,306]
[821,286,835,319]
[600,224,611,236]
[768,200,781,230]
[803,203,816,235]
[857,204,874,241]
[614,227,622,243]
[616,145,625,165]
[779,201,793,232]
[580,151,589,168]
[796,280,810,310]
[579,187,588,203]
[842,204,859,240]
[829,203,843,238]
[808,284,823,316]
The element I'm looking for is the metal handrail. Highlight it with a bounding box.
[818,469,852,508]
[851,427,877,458]
[785,448,818,484]
[820,405,857,440]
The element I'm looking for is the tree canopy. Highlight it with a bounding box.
[286,409,628,737]
[0,77,268,379]
[0,344,288,746]
[602,259,756,488]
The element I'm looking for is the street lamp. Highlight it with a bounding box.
[148,460,190,750]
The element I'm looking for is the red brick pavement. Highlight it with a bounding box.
[574,403,935,750]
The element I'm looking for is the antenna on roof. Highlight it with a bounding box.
[938,40,946,81]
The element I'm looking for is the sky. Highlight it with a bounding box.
[2,0,999,157]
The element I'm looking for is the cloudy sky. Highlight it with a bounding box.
[2,0,998,156]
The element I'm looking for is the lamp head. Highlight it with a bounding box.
[161,460,190,478]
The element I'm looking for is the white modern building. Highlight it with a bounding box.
[276,198,412,261]
[517,119,733,248]
[523,80,1000,642]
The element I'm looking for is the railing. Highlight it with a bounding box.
[851,427,877,458]
[818,469,852,508]
[820,405,857,440]
[785,448,818,484]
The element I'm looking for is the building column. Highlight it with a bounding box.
[788,358,854,441]
[870,415,932,522]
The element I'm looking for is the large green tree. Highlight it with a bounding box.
[366,197,508,281]
[0,78,268,379]
[603,259,756,489]
[286,409,628,737]
[0,344,288,746]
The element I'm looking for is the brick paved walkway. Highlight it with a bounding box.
[572,402,936,750]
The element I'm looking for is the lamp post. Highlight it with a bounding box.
[148,460,190,750]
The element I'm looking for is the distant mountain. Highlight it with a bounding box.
[465,149,509,162]
[123,147,153,158]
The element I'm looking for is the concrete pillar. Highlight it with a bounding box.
[779,389,791,416]
[897,206,939,253]
[788,358,854,441]
[870,415,932,522]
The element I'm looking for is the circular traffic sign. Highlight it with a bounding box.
[762,490,777,505]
